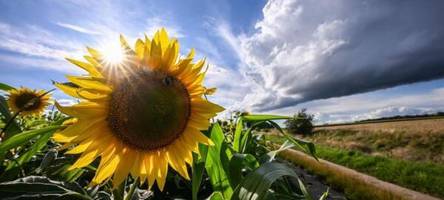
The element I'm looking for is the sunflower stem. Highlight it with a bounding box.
[0,110,21,137]
[112,179,126,200]
[124,177,139,200]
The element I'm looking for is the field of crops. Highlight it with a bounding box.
[313,118,444,164]
[266,118,444,199]
[317,118,444,133]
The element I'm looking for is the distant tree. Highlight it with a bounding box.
[285,109,314,136]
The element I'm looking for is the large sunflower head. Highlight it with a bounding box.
[7,87,51,116]
[53,29,224,190]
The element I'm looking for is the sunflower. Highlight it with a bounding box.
[7,87,51,116]
[53,29,224,190]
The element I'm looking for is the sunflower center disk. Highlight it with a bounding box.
[107,69,191,150]
[15,92,41,111]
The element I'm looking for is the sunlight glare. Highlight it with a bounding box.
[100,41,125,65]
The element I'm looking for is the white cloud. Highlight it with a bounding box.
[0,21,87,73]
[217,0,444,113]
[56,22,102,35]
[0,22,84,59]
[0,54,82,73]
[269,85,444,124]
[56,98,78,106]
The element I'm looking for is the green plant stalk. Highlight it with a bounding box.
[124,177,139,200]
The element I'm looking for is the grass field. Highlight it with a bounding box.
[266,134,444,199]
[316,115,444,128]
[311,118,444,164]
[264,118,444,199]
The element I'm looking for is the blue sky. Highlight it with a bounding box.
[1,0,444,124]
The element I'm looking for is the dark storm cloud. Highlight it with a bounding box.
[238,0,444,111]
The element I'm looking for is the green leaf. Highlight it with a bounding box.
[297,178,313,200]
[239,121,267,153]
[124,178,139,200]
[205,123,233,199]
[229,153,259,187]
[0,125,61,160]
[233,118,243,152]
[268,121,317,160]
[208,191,225,200]
[241,114,290,122]
[7,130,54,170]
[65,168,85,183]
[36,149,58,173]
[319,188,329,200]
[265,140,295,162]
[232,162,310,200]
[112,180,125,200]
[0,82,15,91]
[0,176,91,200]
[0,96,21,137]
[192,144,208,200]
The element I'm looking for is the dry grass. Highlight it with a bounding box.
[310,119,444,164]
[316,118,444,134]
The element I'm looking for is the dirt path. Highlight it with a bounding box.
[279,148,441,200]
[279,159,346,200]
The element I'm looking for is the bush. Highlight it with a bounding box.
[285,109,314,136]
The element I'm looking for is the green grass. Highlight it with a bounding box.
[316,146,444,198]
[309,129,444,164]
[266,135,444,199]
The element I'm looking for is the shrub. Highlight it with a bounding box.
[285,109,314,136]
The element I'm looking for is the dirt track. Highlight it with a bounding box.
[278,147,441,200]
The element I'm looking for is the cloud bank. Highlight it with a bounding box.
[222,0,444,111]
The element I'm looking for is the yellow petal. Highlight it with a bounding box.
[129,152,142,178]
[155,149,168,191]
[87,47,102,61]
[55,83,108,101]
[84,56,102,69]
[148,39,162,69]
[188,117,211,130]
[66,75,111,93]
[156,28,170,54]
[204,87,217,95]
[53,118,104,143]
[166,144,189,180]
[65,139,94,154]
[144,153,156,188]
[192,98,225,113]
[92,147,120,184]
[135,39,145,59]
[163,40,179,69]
[55,101,106,118]
[69,149,99,170]
[113,148,135,187]
[186,126,214,146]
[66,58,102,78]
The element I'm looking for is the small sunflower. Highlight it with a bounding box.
[53,29,224,190]
[7,87,51,116]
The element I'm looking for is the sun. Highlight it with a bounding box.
[99,40,126,65]
[53,28,224,190]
